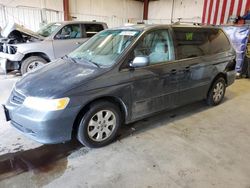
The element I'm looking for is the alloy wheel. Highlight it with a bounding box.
[87,110,116,142]
[213,82,224,103]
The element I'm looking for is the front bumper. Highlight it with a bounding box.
[0,58,7,73]
[4,101,82,144]
[0,52,24,61]
[0,52,24,72]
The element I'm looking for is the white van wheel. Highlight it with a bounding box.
[21,56,47,75]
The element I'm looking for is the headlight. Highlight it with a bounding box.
[23,97,70,111]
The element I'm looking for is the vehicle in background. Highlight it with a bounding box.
[0,21,108,74]
[4,24,236,148]
[222,26,250,78]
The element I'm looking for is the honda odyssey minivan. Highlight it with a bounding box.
[3,24,236,148]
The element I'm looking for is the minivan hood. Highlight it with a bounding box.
[1,23,43,39]
[15,58,103,98]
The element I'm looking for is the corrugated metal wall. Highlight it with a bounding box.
[70,13,138,28]
[69,0,142,28]
[148,0,203,24]
[4,0,245,32]
[0,5,138,31]
[0,5,63,31]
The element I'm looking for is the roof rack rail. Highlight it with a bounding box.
[173,21,202,26]
[172,18,202,26]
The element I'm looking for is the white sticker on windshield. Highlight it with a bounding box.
[119,31,137,36]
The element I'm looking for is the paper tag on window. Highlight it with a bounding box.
[119,31,138,36]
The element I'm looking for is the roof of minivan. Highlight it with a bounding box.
[171,24,217,29]
[110,24,219,31]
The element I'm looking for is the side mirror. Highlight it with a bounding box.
[130,56,149,68]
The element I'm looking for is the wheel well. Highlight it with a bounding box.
[213,73,227,85]
[22,52,51,62]
[71,96,127,137]
[207,72,227,97]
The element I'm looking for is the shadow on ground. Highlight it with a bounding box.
[0,140,81,182]
[118,93,235,139]
[0,88,236,185]
[0,71,21,78]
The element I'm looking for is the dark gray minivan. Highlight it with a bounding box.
[3,24,236,148]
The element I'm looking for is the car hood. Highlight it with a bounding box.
[15,58,104,98]
[1,22,43,39]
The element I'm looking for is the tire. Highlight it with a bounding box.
[77,101,121,148]
[21,56,47,75]
[206,77,226,106]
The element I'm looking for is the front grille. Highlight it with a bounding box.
[11,89,26,105]
[0,39,17,54]
[0,43,17,54]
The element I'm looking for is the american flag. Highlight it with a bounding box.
[202,0,250,25]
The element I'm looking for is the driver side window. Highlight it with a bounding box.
[134,29,174,65]
[55,24,81,40]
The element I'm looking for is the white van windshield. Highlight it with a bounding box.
[69,30,141,67]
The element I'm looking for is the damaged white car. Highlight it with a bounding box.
[0,21,107,74]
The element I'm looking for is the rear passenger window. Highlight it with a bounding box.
[209,29,231,54]
[173,28,230,59]
[84,24,104,38]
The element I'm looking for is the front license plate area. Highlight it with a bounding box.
[2,105,11,121]
[0,58,7,73]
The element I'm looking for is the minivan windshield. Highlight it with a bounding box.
[68,29,141,67]
[37,23,62,37]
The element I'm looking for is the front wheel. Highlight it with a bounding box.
[77,101,121,148]
[21,56,47,75]
[206,77,226,106]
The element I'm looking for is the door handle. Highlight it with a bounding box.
[183,66,190,72]
[171,69,177,75]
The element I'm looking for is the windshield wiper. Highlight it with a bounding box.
[79,57,100,68]
[63,55,77,63]
[88,60,100,68]
[64,56,101,68]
